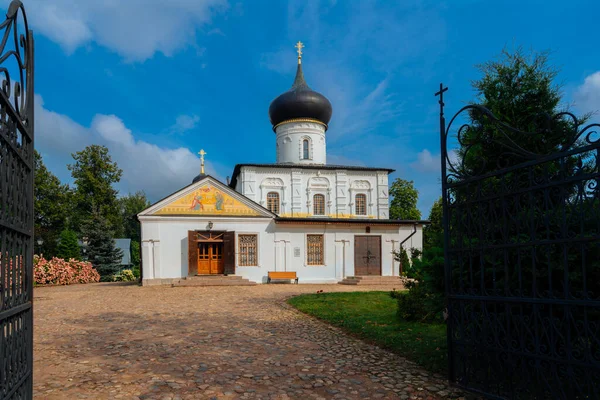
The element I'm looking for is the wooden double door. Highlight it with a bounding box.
[197,242,224,274]
[354,236,382,276]
[188,231,235,275]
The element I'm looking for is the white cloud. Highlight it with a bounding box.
[411,149,439,172]
[168,114,200,134]
[574,71,600,115]
[35,95,216,201]
[25,0,228,61]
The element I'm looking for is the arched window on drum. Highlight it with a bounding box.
[303,139,310,160]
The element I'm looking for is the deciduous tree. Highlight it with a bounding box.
[423,197,443,249]
[389,178,421,220]
[68,145,123,235]
[119,191,150,242]
[34,151,72,256]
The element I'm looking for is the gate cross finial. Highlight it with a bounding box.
[435,83,448,117]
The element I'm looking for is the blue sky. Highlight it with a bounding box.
[11,0,600,215]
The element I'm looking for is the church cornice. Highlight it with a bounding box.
[273,118,328,131]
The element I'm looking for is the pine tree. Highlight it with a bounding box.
[83,210,123,279]
[56,229,81,260]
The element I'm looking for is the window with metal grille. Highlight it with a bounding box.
[238,234,258,266]
[303,139,310,159]
[266,192,280,214]
[355,194,366,215]
[313,194,325,215]
[307,234,324,265]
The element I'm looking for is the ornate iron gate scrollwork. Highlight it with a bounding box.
[438,85,600,399]
[0,1,34,399]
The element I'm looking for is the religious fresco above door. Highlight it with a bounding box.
[152,183,264,216]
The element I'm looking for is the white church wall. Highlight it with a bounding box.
[140,217,275,283]
[140,216,424,285]
[246,166,389,219]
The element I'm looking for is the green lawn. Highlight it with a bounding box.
[287,291,447,374]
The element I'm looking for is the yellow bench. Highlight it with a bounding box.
[267,271,299,284]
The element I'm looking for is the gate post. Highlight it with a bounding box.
[435,83,453,383]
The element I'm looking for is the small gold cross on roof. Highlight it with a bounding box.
[295,41,304,63]
[198,149,207,174]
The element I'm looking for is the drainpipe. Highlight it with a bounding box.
[334,239,349,279]
[399,223,418,276]
[274,240,290,271]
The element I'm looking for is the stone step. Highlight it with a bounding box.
[174,280,257,287]
[337,280,359,285]
[347,275,403,280]
[172,275,257,287]
[338,276,405,287]
[185,275,245,280]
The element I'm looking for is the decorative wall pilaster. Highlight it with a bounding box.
[377,172,390,219]
[291,169,303,216]
[241,168,257,201]
[335,171,348,216]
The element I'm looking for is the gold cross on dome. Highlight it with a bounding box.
[295,41,304,63]
[198,149,207,174]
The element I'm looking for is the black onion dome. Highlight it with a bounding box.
[268,63,332,130]
[192,173,206,183]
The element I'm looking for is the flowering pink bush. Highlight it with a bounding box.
[34,256,100,285]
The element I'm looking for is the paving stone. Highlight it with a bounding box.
[33,283,458,399]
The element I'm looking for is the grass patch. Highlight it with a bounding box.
[288,291,447,374]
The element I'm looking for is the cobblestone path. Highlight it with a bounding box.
[34,283,461,399]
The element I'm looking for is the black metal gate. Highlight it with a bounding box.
[438,85,600,399]
[0,1,34,399]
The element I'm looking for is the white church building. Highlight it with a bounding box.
[138,44,425,285]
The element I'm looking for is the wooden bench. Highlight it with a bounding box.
[267,271,298,284]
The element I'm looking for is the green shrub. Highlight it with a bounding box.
[396,246,446,322]
[397,280,430,320]
[393,247,424,278]
[112,269,136,282]
[393,247,411,277]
